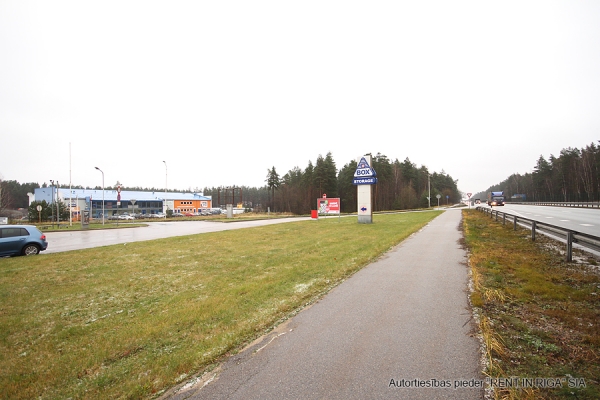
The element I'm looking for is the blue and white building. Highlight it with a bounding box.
[33,187,212,218]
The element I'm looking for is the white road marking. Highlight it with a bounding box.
[580,224,594,227]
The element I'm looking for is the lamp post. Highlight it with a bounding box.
[163,160,167,214]
[56,181,59,226]
[95,167,105,225]
[49,180,55,228]
[428,174,431,209]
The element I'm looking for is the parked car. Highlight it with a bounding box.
[0,225,48,256]
[118,214,135,220]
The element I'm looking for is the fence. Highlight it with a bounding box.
[475,206,600,262]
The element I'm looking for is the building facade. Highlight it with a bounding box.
[34,188,212,218]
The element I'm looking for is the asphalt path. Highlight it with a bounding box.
[43,218,311,254]
[166,209,483,400]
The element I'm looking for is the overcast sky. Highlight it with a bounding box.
[1,1,599,196]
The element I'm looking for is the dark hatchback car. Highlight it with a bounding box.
[0,225,48,256]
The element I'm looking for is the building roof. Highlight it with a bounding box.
[53,188,211,202]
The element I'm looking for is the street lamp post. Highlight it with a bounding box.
[56,181,60,227]
[163,161,167,214]
[428,174,431,209]
[95,167,105,225]
[49,180,55,228]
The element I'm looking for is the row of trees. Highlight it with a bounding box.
[225,152,460,214]
[473,141,600,202]
[0,180,38,211]
[1,152,461,217]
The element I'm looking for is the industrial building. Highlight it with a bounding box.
[33,187,212,218]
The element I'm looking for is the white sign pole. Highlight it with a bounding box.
[356,154,374,224]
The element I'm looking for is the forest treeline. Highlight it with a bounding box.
[251,152,459,214]
[473,141,600,203]
[1,152,460,215]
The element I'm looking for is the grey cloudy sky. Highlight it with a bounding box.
[1,1,599,196]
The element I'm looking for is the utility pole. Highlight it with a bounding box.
[49,180,55,228]
[428,174,431,208]
[95,167,105,225]
[56,181,60,227]
[163,161,167,214]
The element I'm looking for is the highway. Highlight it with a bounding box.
[483,204,599,236]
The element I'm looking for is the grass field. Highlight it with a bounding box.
[0,211,440,399]
[462,209,600,399]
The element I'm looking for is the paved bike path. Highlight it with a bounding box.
[168,210,483,399]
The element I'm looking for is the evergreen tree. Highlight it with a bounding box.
[266,167,280,210]
[337,160,358,213]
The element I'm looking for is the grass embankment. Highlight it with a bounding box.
[0,211,440,399]
[462,209,600,399]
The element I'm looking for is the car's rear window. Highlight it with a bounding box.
[0,228,29,238]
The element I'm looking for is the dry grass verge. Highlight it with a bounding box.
[462,209,599,399]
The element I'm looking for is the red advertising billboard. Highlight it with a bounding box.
[317,198,340,214]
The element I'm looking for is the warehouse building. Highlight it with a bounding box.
[33,187,212,218]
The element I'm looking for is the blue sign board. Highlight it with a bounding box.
[353,177,378,185]
[353,157,376,178]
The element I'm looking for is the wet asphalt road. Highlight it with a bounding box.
[166,210,483,400]
[43,217,311,254]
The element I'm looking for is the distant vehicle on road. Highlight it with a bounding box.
[487,191,505,206]
[0,225,48,256]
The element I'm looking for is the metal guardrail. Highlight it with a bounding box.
[510,201,600,208]
[475,206,600,262]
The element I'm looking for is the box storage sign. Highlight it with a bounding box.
[353,157,377,185]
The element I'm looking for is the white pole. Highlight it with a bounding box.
[69,142,72,226]
[163,160,167,214]
[428,174,431,208]
[56,181,59,226]
[95,167,105,225]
